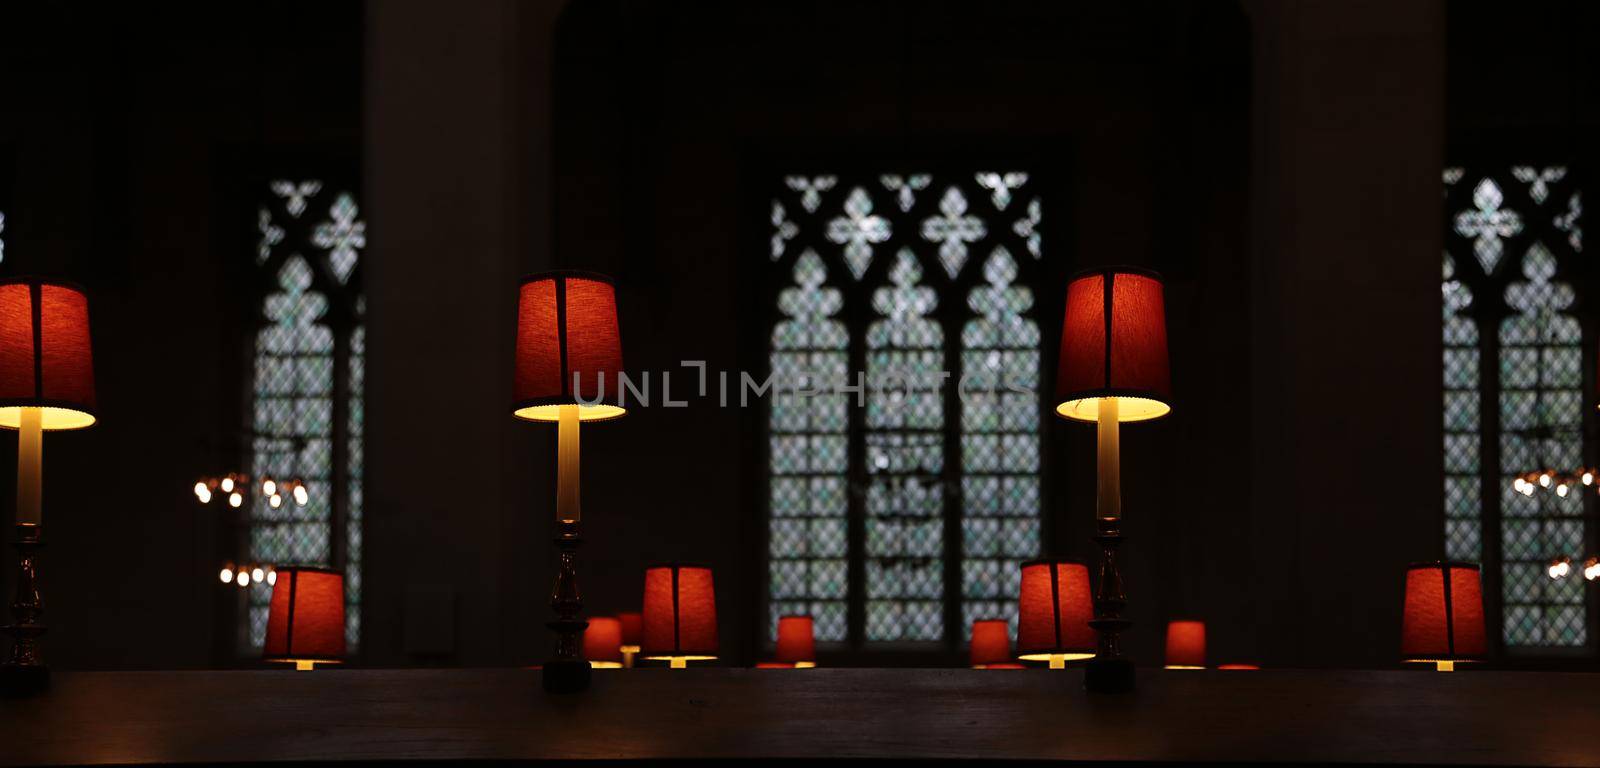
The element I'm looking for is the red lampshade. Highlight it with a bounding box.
[1016,560,1095,661]
[1218,663,1260,670]
[641,564,718,661]
[755,662,797,669]
[617,611,643,650]
[969,619,1013,668]
[1055,267,1171,422]
[1401,561,1486,664]
[775,615,816,665]
[0,279,95,430]
[511,271,625,422]
[1165,620,1207,668]
[582,616,624,668]
[263,567,345,666]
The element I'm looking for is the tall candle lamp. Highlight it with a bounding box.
[511,271,626,693]
[0,279,96,695]
[1054,267,1171,693]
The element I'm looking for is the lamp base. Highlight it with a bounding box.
[1,524,46,698]
[1084,652,1134,694]
[541,658,592,694]
[542,526,590,694]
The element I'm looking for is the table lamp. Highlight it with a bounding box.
[582,616,624,668]
[1401,561,1485,672]
[511,271,625,693]
[1016,559,1095,669]
[1164,620,1206,669]
[0,279,96,695]
[775,614,817,668]
[263,566,345,671]
[640,564,717,668]
[1054,267,1171,693]
[969,619,1023,669]
[617,611,642,668]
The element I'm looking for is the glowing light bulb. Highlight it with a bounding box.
[1540,474,1553,488]
[267,569,277,586]
[251,567,264,583]
[1584,472,1594,486]
[262,478,276,497]
[219,567,233,584]
[229,492,243,508]
[1522,484,1535,497]
[1558,484,1570,498]
[221,477,234,493]
[1549,557,1571,580]
[269,494,282,509]
[197,488,212,504]
[1513,478,1527,493]
[1585,557,1600,582]
[293,485,309,506]
[194,482,209,498]
[236,571,249,586]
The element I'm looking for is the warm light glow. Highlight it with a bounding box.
[669,657,688,669]
[1557,484,1569,498]
[293,485,309,506]
[1217,664,1260,670]
[197,488,212,504]
[1055,396,1170,423]
[588,661,623,669]
[228,491,243,508]
[1513,478,1527,493]
[1548,557,1571,580]
[1435,660,1454,672]
[221,477,235,493]
[219,568,233,584]
[1583,557,1600,581]
[251,567,265,583]
[0,406,95,430]
[296,660,315,671]
[1540,473,1552,488]
[1016,651,1094,666]
[236,571,249,586]
[267,569,277,586]
[194,482,209,498]
[512,403,627,423]
[1521,484,1535,497]
[793,661,816,669]
[1584,472,1594,486]
[269,493,283,509]
[262,478,277,496]
[1165,665,1205,670]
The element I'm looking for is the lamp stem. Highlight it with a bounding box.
[1436,660,1454,672]
[17,407,41,527]
[296,660,315,671]
[1095,398,1119,521]
[1086,398,1134,693]
[670,657,687,669]
[557,404,580,524]
[1048,655,1066,670]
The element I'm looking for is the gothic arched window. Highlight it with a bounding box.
[246,179,365,653]
[765,170,1047,654]
[1443,166,1591,650]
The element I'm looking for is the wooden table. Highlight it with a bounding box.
[2,668,1596,765]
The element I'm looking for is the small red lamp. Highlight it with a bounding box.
[1016,560,1095,669]
[774,615,817,668]
[511,271,625,693]
[970,619,1022,669]
[263,567,345,671]
[0,279,96,693]
[1164,620,1207,669]
[641,564,718,668]
[1054,267,1171,693]
[1402,561,1486,672]
[582,616,624,669]
[617,611,642,668]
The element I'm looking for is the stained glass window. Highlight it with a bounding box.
[1443,165,1589,650]
[766,171,1044,652]
[247,179,365,653]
